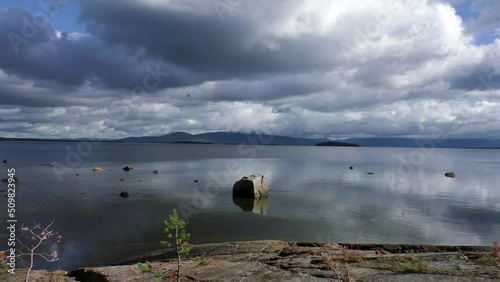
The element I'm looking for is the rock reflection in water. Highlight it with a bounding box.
[232,196,269,215]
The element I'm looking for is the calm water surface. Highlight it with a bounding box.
[0,141,499,271]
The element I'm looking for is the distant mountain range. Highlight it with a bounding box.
[1,132,500,149]
[116,132,500,148]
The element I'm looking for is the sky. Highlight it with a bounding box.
[0,0,499,140]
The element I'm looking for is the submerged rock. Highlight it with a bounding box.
[445,172,456,178]
[233,174,268,198]
[119,191,129,198]
[123,166,134,171]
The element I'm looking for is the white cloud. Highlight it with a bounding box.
[0,1,499,139]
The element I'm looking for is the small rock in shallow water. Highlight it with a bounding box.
[444,171,456,178]
[153,170,159,174]
[3,160,8,163]
[119,191,129,198]
[123,166,133,171]
[349,166,353,170]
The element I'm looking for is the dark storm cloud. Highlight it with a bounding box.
[0,7,195,95]
[2,1,495,99]
[78,0,343,79]
[448,65,500,91]
[0,7,52,50]
[0,0,499,139]
[0,85,69,107]
[181,73,333,104]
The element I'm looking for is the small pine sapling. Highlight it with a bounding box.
[161,209,192,282]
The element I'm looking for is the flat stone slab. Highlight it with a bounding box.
[2,240,499,281]
[0,270,74,282]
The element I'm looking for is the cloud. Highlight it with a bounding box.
[0,0,499,139]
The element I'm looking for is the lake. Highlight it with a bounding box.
[1,141,499,271]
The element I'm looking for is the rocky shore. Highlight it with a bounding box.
[2,240,499,281]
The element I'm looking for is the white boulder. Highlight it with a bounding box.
[233,174,269,198]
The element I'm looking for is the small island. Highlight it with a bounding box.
[315,141,360,147]
[172,141,214,144]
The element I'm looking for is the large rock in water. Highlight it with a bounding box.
[233,174,268,198]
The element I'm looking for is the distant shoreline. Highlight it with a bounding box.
[315,141,361,147]
[1,137,500,149]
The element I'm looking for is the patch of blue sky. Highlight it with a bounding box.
[452,0,478,22]
[0,0,84,33]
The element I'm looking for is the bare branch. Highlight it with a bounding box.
[321,252,343,281]
[4,220,61,282]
